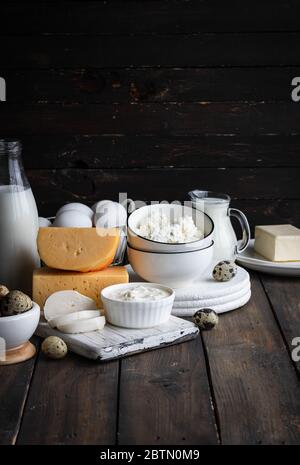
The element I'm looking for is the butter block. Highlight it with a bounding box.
[37,227,120,272]
[254,224,300,262]
[33,266,129,309]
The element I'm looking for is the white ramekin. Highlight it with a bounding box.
[0,302,40,350]
[101,282,175,329]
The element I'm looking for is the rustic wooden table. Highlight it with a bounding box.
[1,272,300,445]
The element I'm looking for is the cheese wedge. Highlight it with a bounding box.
[37,227,120,272]
[254,224,300,262]
[33,266,129,308]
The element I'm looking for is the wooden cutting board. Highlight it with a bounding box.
[36,316,199,361]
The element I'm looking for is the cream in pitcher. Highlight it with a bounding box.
[189,190,250,264]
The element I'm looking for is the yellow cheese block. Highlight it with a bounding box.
[37,227,120,272]
[33,266,129,308]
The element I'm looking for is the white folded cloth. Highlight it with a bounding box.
[172,290,252,316]
[172,266,249,301]
[126,264,251,315]
[173,282,251,308]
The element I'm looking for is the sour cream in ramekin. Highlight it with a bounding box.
[110,284,171,302]
[101,282,175,329]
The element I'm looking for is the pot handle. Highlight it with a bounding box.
[228,208,251,253]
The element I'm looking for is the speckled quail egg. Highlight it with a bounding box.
[1,290,33,316]
[193,308,219,330]
[42,336,68,359]
[0,285,9,316]
[56,202,94,219]
[212,260,237,282]
[93,200,127,228]
[0,285,9,298]
[53,210,93,227]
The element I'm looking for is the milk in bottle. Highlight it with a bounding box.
[0,141,40,293]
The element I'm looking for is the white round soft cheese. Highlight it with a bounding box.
[57,315,106,334]
[93,201,127,228]
[56,202,94,219]
[48,310,101,329]
[53,210,93,227]
[44,290,97,321]
[39,217,52,227]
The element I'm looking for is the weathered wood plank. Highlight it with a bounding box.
[36,317,199,361]
[1,103,300,136]
[231,199,300,231]
[26,167,300,208]
[18,135,300,169]
[0,339,38,445]
[17,351,119,445]
[32,184,300,233]
[1,67,298,103]
[1,1,300,33]
[260,275,300,375]
[201,273,300,444]
[24,168,300,228]
[118,337,218,445]
[2,33,300,68]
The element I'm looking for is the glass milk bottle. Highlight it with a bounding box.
[189,190,250,265]
[0,140,40,293]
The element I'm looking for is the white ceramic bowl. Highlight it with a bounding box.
[127,241,214,288]
[101,282,175,328]
[0,302,40,350]
[127,203,214,253]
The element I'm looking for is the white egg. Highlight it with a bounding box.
[93,201,127,228]
[38,217,52,227]
[91,200,112,213]
[56,203,94,219]
[53,210,93,227]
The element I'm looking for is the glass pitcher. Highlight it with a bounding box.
[0,140,40,293]
[188,190,250,264]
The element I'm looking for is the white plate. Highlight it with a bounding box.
[237,239,300,277]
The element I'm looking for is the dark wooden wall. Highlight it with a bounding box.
[1,1,300,230]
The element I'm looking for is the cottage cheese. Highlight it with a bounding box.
[111,285,171,302]
[136,212,203,243]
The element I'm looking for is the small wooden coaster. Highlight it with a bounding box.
[0,341,36,366]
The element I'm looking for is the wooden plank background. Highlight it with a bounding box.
[0,0,300,230]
